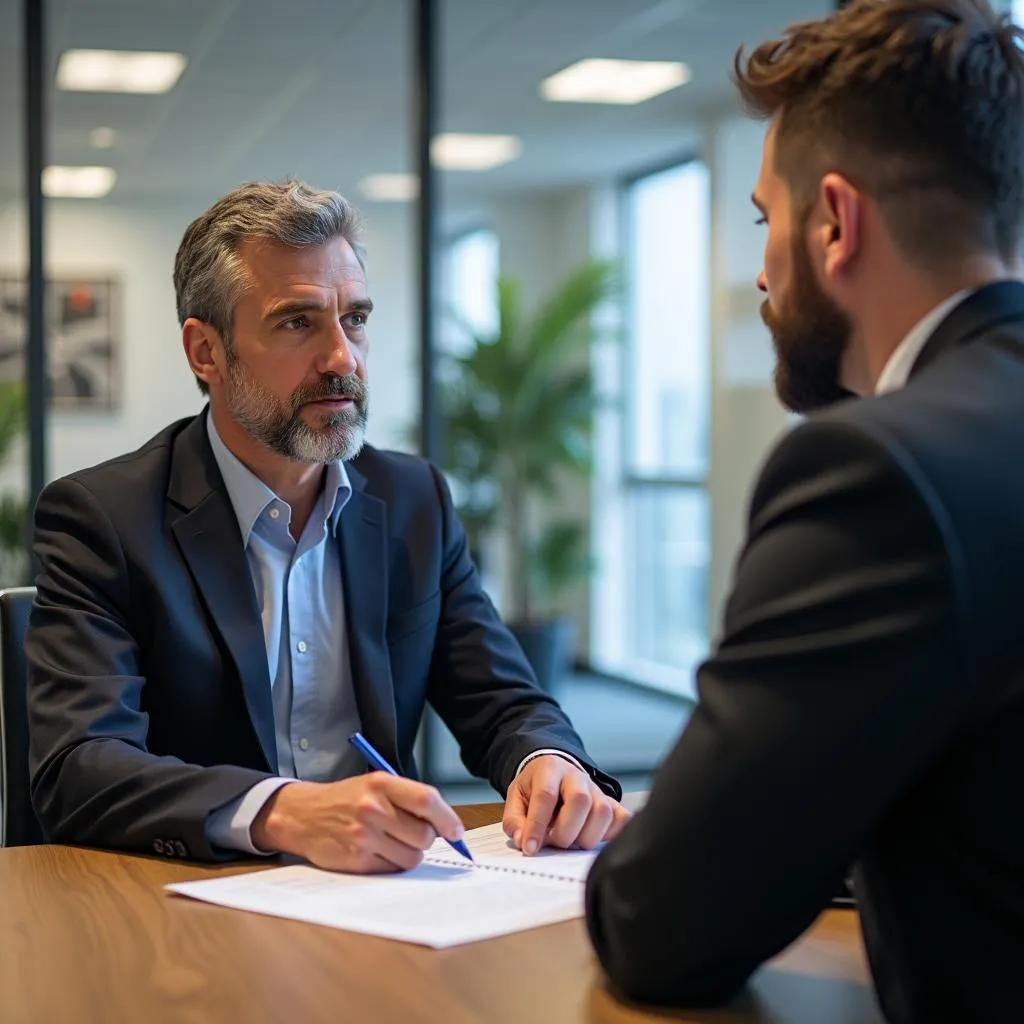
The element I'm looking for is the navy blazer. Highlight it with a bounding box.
[26,412,618,861]
[585,282,1024,1023]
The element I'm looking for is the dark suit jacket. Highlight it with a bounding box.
[27,411,618,862]
[585,281,1024,1024]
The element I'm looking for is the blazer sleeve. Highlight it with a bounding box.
[584,418,970,1006]
[423,464,621,799]
[26,476,272,861]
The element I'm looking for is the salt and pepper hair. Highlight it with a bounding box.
[173,180,366,393]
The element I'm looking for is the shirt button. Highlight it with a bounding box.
[299,738,310,751]
[269,507,280,519]
[296,640,308,653]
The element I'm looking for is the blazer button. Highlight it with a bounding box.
[153,839,165,855]
[174,841,187,858]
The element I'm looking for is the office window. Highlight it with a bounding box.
[441,228,499,355]
[592,160,711,698]
[629,162,710,478]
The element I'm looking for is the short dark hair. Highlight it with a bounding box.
[733,0,1024,267]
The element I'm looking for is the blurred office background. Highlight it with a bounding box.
[8,0,993,799]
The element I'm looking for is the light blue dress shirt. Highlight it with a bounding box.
[205,416,365,853]
[202,416,585,855]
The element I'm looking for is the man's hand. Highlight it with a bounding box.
[502,755,631,855]
[251,773,466,873]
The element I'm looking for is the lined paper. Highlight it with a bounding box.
[424,822,598,882]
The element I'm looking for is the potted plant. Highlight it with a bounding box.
[440,259,619,690]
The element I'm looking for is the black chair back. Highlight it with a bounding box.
[0,586,43,846]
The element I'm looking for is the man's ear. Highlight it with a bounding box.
[182,318,226,391]
[816,172,862,283]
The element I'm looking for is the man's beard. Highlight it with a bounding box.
[761,228,853,413]
[225,357,368,463]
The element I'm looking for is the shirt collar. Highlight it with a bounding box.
[875,289,974,395]
[321,460,352,534]
[206,413,351,546]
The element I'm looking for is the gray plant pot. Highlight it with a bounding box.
[508,618,575,694]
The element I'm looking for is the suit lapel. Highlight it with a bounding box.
[339,468,401,771]
[909,280,1024,381]
[167,414,278,772]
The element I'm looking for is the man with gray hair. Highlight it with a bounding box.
[25,179,628,870]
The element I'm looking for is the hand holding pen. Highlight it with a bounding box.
[249,737,470,872]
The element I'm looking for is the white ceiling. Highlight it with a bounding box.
[0,0,828,209]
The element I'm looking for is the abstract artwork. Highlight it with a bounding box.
[0,276,119,409]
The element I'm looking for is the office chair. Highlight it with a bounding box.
[0,586,44,846]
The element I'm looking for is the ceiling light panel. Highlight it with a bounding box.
[431,134,522,171]
[359,174,420,202]
[56,49,188,94]
[43,166,117,198]
[541,58,690,105]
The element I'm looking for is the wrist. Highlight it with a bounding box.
[251,781,310,853]
[516,750,585,778]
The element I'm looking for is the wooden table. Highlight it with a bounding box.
[0,804,883,1023]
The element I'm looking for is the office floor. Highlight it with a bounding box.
[433,672,693,804]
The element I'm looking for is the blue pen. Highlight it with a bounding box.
[348,732,474,862]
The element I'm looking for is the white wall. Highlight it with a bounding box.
[0,197,417,490]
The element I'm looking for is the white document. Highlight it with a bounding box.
[424,821,599,883]
[165,823,595,948]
